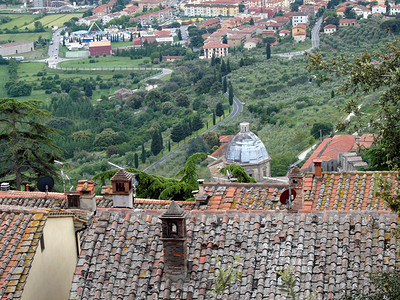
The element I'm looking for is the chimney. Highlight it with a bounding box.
[66,180,98,211]
[1,183,10,192]
[160,201,187,281]
[289,166,304,210]
[194,179,209,206]
[111,169,134,208]
[313,159,322,177]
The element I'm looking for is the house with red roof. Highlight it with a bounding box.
[324,24,337,34]
[203,42,229,59]
[339,18,356,27]
[197,18,220,30]
[390,4,400,15]
[92,4,109,17]
[301,134,374,173]
[244,37,262,49]
[372,4,386,14]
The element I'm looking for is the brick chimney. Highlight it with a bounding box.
[111,169,134,208]
[194,179,209,206]
[313,158,322,177]
[290,166,304,210]
[160,201,187,281]
[66,180,97,211]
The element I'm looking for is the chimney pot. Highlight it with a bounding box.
[313,159,322,177]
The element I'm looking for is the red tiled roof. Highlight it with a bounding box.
[0,206,48,297]
[339,18,356,23]
[302,135,358,170]
[93,4,108,14]
[69,208,400,299]
[324,24,337,29]
[203,42,229,49]
[198,18,220,28]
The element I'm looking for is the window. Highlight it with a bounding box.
[116,182,125,192]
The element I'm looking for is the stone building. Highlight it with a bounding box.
[0,41,34,56]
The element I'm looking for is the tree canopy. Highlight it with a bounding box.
[94,152,208,200]
[307,42,400,169]
[0,99,63,190]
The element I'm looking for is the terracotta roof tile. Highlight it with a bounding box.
[70,210,400,299]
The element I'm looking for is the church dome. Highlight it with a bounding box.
[225,122,269,164]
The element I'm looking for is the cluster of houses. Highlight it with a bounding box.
[78,0,175,26]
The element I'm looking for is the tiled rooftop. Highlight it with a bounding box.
[303,171,398,212]
[70,209,400,299]
[0,206,48,299]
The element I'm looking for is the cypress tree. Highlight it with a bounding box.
[223,76,227,93]
[168,140,171,152]
[240,58,244,67]
[221,59,226,75]
[216,103,224,117]
[213,111,216,125]
[266,43,271,59]
[141,143,146,163]
[151,129,162,156]
[228,84,234,105]
[134,153,139,168]
[227,59,231,73]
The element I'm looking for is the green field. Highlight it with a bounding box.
[0,14,36,30]
[0,31,52,43]
[0,13,82,31]
[59,56,150,68]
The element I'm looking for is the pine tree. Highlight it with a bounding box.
[228,84,234,105]
[134,153,139,168]
[266,43,271,59]
[0,99,63,190]
[171,123,184,143]
[227,59,231,73]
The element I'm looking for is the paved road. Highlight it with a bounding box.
[275,17,322,59]
[143,89,243,172]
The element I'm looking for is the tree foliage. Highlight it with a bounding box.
[94,152,207,200]
[219,164,256,183]
[0,99,63,190]
[211,255,241,299]
[307,42,400,169]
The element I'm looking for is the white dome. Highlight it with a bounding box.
[225,122,269,164]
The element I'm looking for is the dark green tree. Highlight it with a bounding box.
[310,122,333,140]
[227,59,231,73]
[0,99,63,190]
[221,60,227,75]
[228,84,234,105]
[213,111,216,125]
[177,29,182,40]
[171,123,185,143]
[249,18,254,25]
[134,153,139,168]
[223,76,227,93]
[192,114,204,132]
[151,129,163,156]
[220,164,256,183]
[240,58,244,67]
[141,143,146,163]
[331,90,335,98]
[266,43,271,59]
[216,102,224,117]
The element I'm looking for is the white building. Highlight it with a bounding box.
[292,12,309,26]
[390,4,400,15]
[203,42,229,59]
[372,4,386,14]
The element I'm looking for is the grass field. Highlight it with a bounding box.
[0,13,82,31]
[59,56,150,68]
[0,14,36,30]
[0,31,52,43]
[111,41,134,48]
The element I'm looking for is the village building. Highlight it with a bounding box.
[197,18,221,30]
[0,41,34,56]
[137,0,167,12]
[390,4,400,15]
[324,24,337,34]
[88,40,112,56]
[301,134,374,173]
[202,42,229,59]
[292,24,307,42]
[372,4,386,14]
[339,18,357,27]
[292,12,309,26]
[184,2,239,17]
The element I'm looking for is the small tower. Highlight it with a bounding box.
[111,169,134,208]
[159,201,187,280]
